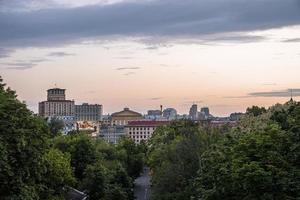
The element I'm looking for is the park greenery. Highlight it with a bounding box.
[148,101,300,200]
[1,76,300,200]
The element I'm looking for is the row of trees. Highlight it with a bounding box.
[148,102,300,199]
[52,134,146,200]
[0,77,146,200]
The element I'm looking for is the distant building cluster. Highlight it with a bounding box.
[188,104,213,121]
[39,88,102,134]
[99,108,144,144]
[39,88,243,143]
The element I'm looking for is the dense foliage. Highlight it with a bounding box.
[148,120,223,199]
[48,117,65,137]
[148,102,300,200]
[53,134,145,199]
[0,77,73,199]
[0,77,145,200]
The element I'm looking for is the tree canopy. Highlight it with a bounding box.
[0,77,73,199]
[148,103,300,200]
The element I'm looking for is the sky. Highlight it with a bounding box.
[0,0,300,116]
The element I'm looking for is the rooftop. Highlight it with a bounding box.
[111,108,142,117]
[127,120,170,127]
[39,100,74,103]
[47,88,66,91]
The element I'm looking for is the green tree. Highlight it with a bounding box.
[53,134,97,181]
[82,161,107,200]
[0,77,49,199]
[148,120,222,200]
[103,162,133,200]
[53,134,137,199]
[79,149,134,200]
[0,77,74,199]
[48,117,65,137]
[246,105,267,116]
[194,103,300,200]
[117,138,145,179]
[41,149,75,199]
[149,106,300,200]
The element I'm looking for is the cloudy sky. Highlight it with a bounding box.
[0,0,300,116]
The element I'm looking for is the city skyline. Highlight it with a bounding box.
[36,86,295,117]
[1,0,300,116]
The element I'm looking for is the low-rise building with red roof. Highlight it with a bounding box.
[125,120,170,144]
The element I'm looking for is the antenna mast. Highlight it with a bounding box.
[290,89,294,102]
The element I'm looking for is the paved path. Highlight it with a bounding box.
[134,167,151,200]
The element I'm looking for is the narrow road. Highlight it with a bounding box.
[134,167,151,200]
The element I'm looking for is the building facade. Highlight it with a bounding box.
[48,116,76,134]
[200,107,210,117]
[163,108,177,120]
[99,125,126,144]
[189,104,198,120]
[147,110,162,116]
[111,108,143,126]
[39,88,75,118]
[126,120,170,144]
[146,110,163,120]
[47,88,66,101]
[100,115,112,126]
[75,103,103,121]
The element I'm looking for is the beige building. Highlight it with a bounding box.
[47,88,66,101]
[111,108,143,125]
[126,120,170,144]
[39,88,75,118]
[75,103,103,121]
